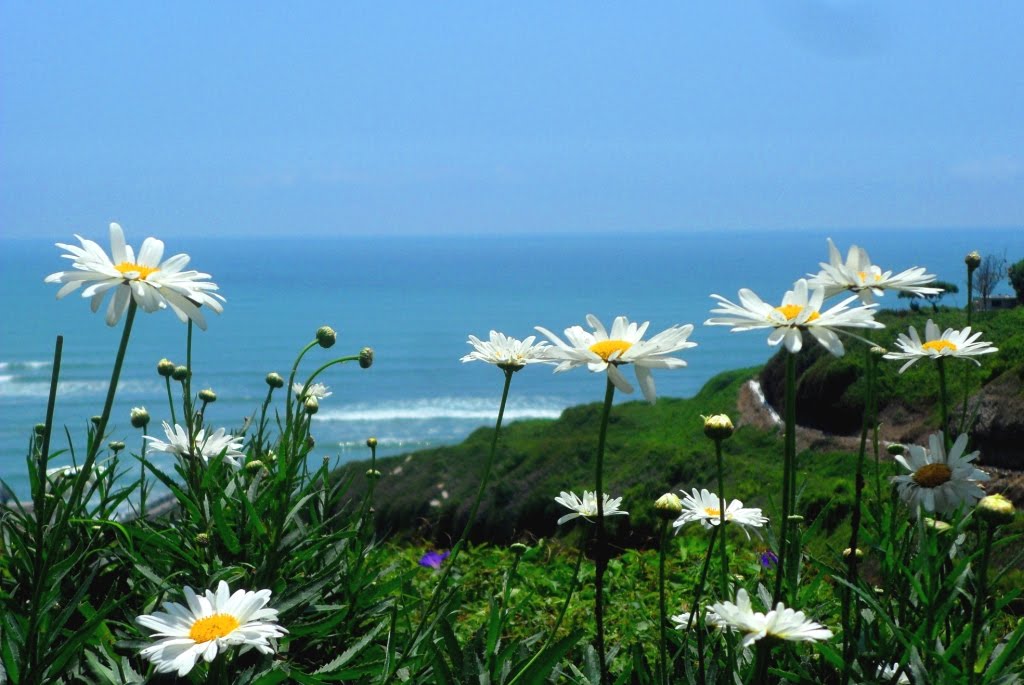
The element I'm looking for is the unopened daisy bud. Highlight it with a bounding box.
[266,372,285,389]
[171,365,190,381]
[510,542,529,556]
[198,388,217,403]
[702,414,734,440]
[366,468,382,480]
[34,423,46,436]
[886,444,906,456]
[655,492,683,519]
[245,460,265,473]
[842,547,864,559]
[130,407,150,428]
[90,416,102,427]
[787,514,805,524]
[977,494,1015,527]
[870,346,888,357]
[965,251,982,271]
[322,455,330,467]
[157,358,175,377]
[108,440,125,453]
[304,397,319,415]
[359,347,374,369]
[366,437,378,449]
[923,517,953,533]
[316,325,337,349]
[195,533,210,547]
[305,436,315,450]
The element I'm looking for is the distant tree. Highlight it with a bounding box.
[975,251,1008,310]
[898,280,959,312]
[1009,258,1024,304]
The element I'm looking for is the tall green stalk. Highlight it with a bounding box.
[712,436,735,683]
[593,377,617,685]
[773,351,797,605]
[967,521,996,684]
[936,357,950,449]
[658,518,671,685]
[683,527,719,685]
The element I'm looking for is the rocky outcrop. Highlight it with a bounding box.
[970,369,1024,470]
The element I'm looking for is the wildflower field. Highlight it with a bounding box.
[1,225,1022,684]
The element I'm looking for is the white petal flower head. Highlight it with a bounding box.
[144,421,245,468]
[883,319,998,373]
[891,432,990,516]
[673,488,768,538]
[705,278,883,357]
[708,588,833,648]
[293,382,332,400]
[808,238,942,304]
[136,580,286,676]
[554,490,628,525]
[44,222,225,329]
[535,314,696,403]
[461,331,552,371]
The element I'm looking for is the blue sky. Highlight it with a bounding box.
[1,2,1022,238]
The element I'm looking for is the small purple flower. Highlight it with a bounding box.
[759,549,778,568]
[419,550,450,570]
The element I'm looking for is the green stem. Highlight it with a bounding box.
[164,377,177,427]
[683,527,718,685]
[658,519,670,685]
[389,367,516,681]
[773,352,796,605]
[937,357,950,449]
[252,384,276,460]
[508,534,588,685]
[593,377,616,685]
[714,437,735,684]
[284,339,319,430]
[967,523,995,685]
[967,268,975,327]
[842,348,875,685]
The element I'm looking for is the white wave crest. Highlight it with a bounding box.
[314,397,565,423]
[0,360,51,371]
[0,379,152,399]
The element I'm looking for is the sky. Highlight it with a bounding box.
[1,2,1022,238]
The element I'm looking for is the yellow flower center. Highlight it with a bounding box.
[704,507,721,517]
[912,463,953,489]
[922,340,957,353]
[857,271,882,284]
[189,614,241,643]
[589,340,633,361]
[114,262,159,280]
[773,304,821,322]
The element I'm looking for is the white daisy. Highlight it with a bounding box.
[708,588,833,648]
[554,490,628,525]
[44,222,224,329]
[670,607,720,631]
[808,238,942,304]
[705,278,883,356]
[673,488,768,538]
[882,319,997,373]
[136,580,285,676]
[460,331,552,370]
[891,432,990,516]
[44,464,103,492]
[535,314,696,403]
[293,382,333,400]
[144,421,245,468]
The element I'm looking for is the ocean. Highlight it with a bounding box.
[2,228,1021,498]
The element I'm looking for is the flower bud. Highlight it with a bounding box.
[842,547,864,559]
[322,455,330,468]
[654,492,683,519]
[195,533,210,547]
[510,542,529,556]
[245,460,265,473]
[304,397,319,415]
[965,251,982,271]
[886,443,906,456]
[130,406,150,428]
[198,388,217,403]
[157,358,175,377]
[316,326,337,349]
[359,347,375,369]
[366,468,382,480]
[977,493,1015,527]
[90,416,102,427]
[366,437,378,449]
[702,414,734,440]
[265,372,285,389]
[108,440,125,453]
[171,365,190,382]
[33,423,46,436]
[923,517,952,533]
[870,346,888,357]
[305,436,315,450]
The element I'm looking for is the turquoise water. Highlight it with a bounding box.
[2,228,1020,497]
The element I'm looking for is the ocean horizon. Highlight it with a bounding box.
[2,227,1021,498]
